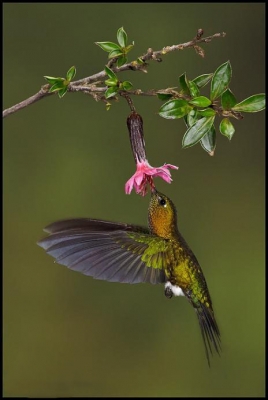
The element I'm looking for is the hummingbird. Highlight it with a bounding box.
[37,188,221,365]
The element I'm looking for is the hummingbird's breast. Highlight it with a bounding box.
[165,240,205,300]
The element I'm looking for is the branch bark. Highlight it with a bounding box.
[3,86,53,118]
[3,30,226,119]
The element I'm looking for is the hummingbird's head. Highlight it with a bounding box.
[148,189,178,239]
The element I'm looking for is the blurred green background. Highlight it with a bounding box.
[3,3,265,397]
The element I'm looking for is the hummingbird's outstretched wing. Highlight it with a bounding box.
[37,218,171,285]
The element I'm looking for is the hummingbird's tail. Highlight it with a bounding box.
[195,302,221,367]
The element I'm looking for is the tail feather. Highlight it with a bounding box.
[195,303,221,367]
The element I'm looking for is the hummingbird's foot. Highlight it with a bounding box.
[164,286,173,299]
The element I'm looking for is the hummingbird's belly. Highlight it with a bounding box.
[165,281,184,296]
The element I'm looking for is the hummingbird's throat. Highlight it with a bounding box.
[149,213,176,239]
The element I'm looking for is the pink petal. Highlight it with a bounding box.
[164,164,179,170]
[125,160,179,195]
[125,177,134,194]
[134,171,145,186]
[155,171,172,183]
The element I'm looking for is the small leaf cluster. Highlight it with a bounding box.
[96,27,134,67]
[44,66,76,98]
[104,66,133,99]
[158,61,265,155]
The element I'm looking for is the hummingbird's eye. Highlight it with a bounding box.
[159,198,166,206]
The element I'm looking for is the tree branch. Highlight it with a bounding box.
[3,30,226,119]
[3,85,53,118]
[69,85,242,120]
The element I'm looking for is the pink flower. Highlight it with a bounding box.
[125,160,178,196]
[125,111,178,196]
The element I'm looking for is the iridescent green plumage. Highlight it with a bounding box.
[38,189,221,365]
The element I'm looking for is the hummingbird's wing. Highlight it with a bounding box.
[38,218,171,285]
[43,218,150,235]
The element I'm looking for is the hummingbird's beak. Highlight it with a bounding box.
[150,186,157,195]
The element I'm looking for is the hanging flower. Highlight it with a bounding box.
[125,111,178,196]
[125,160,178,196]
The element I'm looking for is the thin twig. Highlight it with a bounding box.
[121,92,136,112]
[3,31,226,119]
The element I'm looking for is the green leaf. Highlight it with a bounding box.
[193,73,213,88]
[117,27,127,48]
[187,109,199,127]
[105,87,118,99]
[179,73,190,95]
[58,86,68,98]
[106,102,111,111]
[48,80,66,93]
[221,89,237,110]
[210,61,232,100]
[183,115,189,128]
[189,96,211,107]
[44,76,62,85]
[95,42,121,52]
[220,118,235,140]
[200,125,216,156]
[117,55,127,67]
[232,94,265,112]
[137,57,144,64]
[159,99,193,119]
[104,66,117,80]
[105,78,118,87]
[182,116,215,148]
[125,43,134,53]
[197,108,216,117]
[157,93,173,101]
[66,66,76,81]
[188,80,200,97]
[121,80,133,90]
[108,49,124,58]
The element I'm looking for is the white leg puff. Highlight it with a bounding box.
[165,281,185,297]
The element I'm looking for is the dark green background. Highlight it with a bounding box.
[3,3,265,397]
